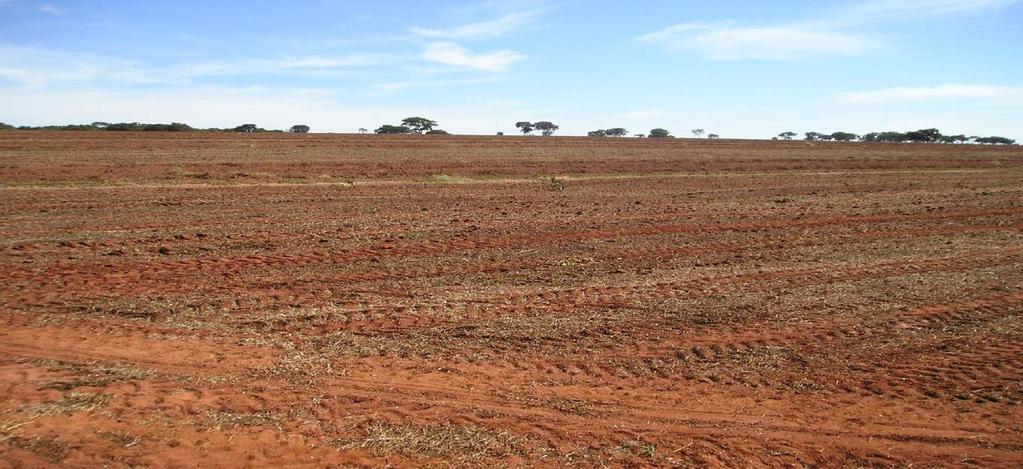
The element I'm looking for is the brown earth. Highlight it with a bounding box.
[1,131,1022,467]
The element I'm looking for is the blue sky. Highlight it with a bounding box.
[1,0,1021,138]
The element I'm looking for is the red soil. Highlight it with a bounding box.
[1,132,1022,467]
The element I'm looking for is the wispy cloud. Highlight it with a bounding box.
[638,22,882,60]
[370,76,505,95]
[841,0,1017,22]
[840,84,1023,102]
[411,11,540,40]
[165,54,398,79]
[39,3,63,15]
[639,0,1015,60]
[0,45,399,87]
[420,42,525,72]
[0,45,160,87]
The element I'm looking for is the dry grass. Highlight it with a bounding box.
[22,392,112,416]
[343,420,529,462]
[37,361,156,391]
[203,410,281,431]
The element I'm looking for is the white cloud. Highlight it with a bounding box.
[420,42,525,72]
[370,76,504,95]
[39,3,62,15]
[639,0,1016,60]
[273,55,393,69]
[0,85,542,134]
[638,22,882,60]
[0,45,161,86]
[161,54,398,79]
[843,0,1017,22]
[840,84,1023,102]
[411,11,539,40]
[0,45,399,87]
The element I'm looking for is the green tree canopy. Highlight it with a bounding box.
[375,124,409,134]
[400,117,437,134]
[648,128,672,138]
[534,121,559,136]
[830,131,858,142]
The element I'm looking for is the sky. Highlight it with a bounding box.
[1,0,1021,138]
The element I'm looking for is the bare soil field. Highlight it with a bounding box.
[1,131,1022,467]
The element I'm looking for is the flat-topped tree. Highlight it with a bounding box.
[975,136,1016,145]
[648,128,671,138]
[401,117,437,134]
[778,131,797,140]
[289,125,310,133]
[605,128,628,137]
[515,121,534,135]
[534,121,559,136]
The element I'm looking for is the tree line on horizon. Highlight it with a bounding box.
[0,120,1016,145]
[0,121,314,133]
[776,129,1015,145]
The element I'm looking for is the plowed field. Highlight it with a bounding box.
[1,132,1022,467]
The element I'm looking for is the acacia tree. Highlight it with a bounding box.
[605,127,628,137]
[289,124,310,133]
[401,117,437,134]
[534,121,559,136]
[515,121,534,135]
[358,128,368,134]
[905,128,942,143]
[830,131,858,142]
[375,124,409,134]
[648,128,671,138]
[691,128,705,138]
[778,131,797,140]
[588,129,607,137]
[707,133,719,139]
